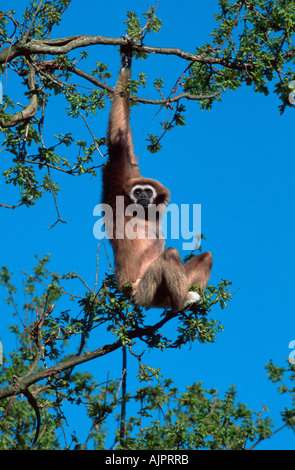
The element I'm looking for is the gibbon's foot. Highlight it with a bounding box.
[131,278,141,290]
[181,291,201,310]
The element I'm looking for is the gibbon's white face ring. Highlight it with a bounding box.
[129,184,156,204]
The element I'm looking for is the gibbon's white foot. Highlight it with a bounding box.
[181,291,201,310]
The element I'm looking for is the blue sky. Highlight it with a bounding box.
[1,0,295,450]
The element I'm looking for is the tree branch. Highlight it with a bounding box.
[0,55,222,130]
[0,33,255,72]
[119,346,127,446]
[24,0,44,41]
[40,61,223,105]
[23,388,41,449]
[0,35,122,65]
[0,62,38,127]
[0,311,176,401]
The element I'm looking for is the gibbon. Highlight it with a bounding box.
[102,44,212,311]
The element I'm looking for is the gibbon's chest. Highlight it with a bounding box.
[113,219,165,280]
[135,236,165,279]
[124,215,161,241]
[123,216,165,272]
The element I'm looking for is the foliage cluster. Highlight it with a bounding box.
[1,0,295,450]
[0,257,294,450]
[1,1,295,209]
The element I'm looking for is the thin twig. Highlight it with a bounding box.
[46,166,67,230]
[119,346,127,445]
[77,112,104,159]
[246,424,287,450]
[94,243,100,295]
[0,196,34,209]
[24,0,44,41]
[71,271,93,294]
[129,344,171,429]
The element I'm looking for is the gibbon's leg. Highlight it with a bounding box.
[133,250,212,311]
[185,250,212,287]
[180,252,213,308]
[184,251,213,287]
[133,248,188,311]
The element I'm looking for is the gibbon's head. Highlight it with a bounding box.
[129,184,156,207]
[124,177,170,209]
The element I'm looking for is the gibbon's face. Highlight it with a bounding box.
[129,184,157,207]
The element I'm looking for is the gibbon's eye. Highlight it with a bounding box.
[145,188,154,198]
[133,188,142,197]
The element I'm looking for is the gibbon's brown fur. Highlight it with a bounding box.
[102,45,212,311]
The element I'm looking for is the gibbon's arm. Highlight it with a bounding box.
[106,45,140,186]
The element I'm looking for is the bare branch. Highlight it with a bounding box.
[0,35,123,65]
[0,197,34,209]
[0,34,255,72]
